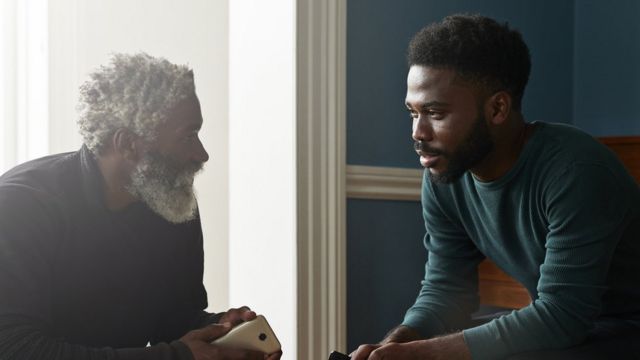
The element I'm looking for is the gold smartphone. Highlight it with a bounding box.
[212,315,281,354]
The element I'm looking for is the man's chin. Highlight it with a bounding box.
[425,163,447,177]
[427,168,465,184]
[127,179,198,224]
[145,193,198,224]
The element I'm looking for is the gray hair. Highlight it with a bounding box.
[77,52,195,154]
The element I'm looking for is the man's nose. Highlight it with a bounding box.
[193,139,210,163]
[412,116,433,143]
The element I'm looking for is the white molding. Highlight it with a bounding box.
[296,0,347,358]
[347,165,424,201]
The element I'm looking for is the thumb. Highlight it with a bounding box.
[193,322,233,342]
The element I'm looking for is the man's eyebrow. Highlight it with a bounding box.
[405,101,450,109]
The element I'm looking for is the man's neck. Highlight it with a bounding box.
[95,154,138,211]
[471,115,533,182]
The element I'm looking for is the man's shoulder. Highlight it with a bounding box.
[532,122,635,184]
[0,150,81,200]
[533,122,616,164]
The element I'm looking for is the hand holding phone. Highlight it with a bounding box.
[211,315,281,354]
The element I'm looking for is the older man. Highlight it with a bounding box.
[0,53,280,360]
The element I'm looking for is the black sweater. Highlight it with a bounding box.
[0,146,211,359]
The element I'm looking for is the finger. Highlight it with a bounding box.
[368,345,391,360]
[368,348,381,360]
[241,309,257,321]
[265,350,283,360]
[225,306,256,325]
[230,305,251,315]
[195,322,232,342]
[215,346,265,360]
[237,305,256,319]
[225,306,252,324]
[350,344,378,360]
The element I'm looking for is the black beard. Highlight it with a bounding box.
[417,113,494,184]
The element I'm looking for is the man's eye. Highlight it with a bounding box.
[408,111,418,119]
[185,133,199,141]
[428,111,445,120]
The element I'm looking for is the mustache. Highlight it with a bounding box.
[183,161,205,175]
[156,155,204,176]
[413,141,444,156]
[141,152,205,182]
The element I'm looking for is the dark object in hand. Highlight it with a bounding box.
[328,351,351,360]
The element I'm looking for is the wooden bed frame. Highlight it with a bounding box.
[479,135,640,309]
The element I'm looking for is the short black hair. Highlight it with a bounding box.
[408,14,531,111]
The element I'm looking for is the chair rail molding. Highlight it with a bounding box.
[296,0,347,358]
[347,165,423,201]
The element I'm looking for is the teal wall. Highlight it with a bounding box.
[346,0,640,351]
[347,199,425,350]
[573,0,640,135]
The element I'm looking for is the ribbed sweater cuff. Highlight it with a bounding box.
[463,323,510,360]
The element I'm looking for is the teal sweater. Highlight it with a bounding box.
[402,122,640,359]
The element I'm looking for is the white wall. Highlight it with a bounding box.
[228,0,297,358]
[47,0,230,312]
[1,0,50,173]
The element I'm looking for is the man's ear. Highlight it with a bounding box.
[112,128,140,163]
[486,91,512,125]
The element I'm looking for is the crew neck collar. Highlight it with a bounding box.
[471,121,545,190]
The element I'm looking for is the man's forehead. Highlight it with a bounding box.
[170,94,201,116]
[159,94,203,131]
[407,65,458,89]
[405,65,478,105]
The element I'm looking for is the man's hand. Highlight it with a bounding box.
[351,332,471,360]
[381,325,422,344]
[218,306,257,327]
[350,343,383,360]
[350,325,422,359]
[180,323,280,360]
[357,342,426,360]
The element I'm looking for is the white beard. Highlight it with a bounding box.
[126,152,203,224]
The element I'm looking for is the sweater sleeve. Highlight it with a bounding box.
[0,186,192,360]
[0,315,192,360]
[463,164,634,359]
[402,173,485,337]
